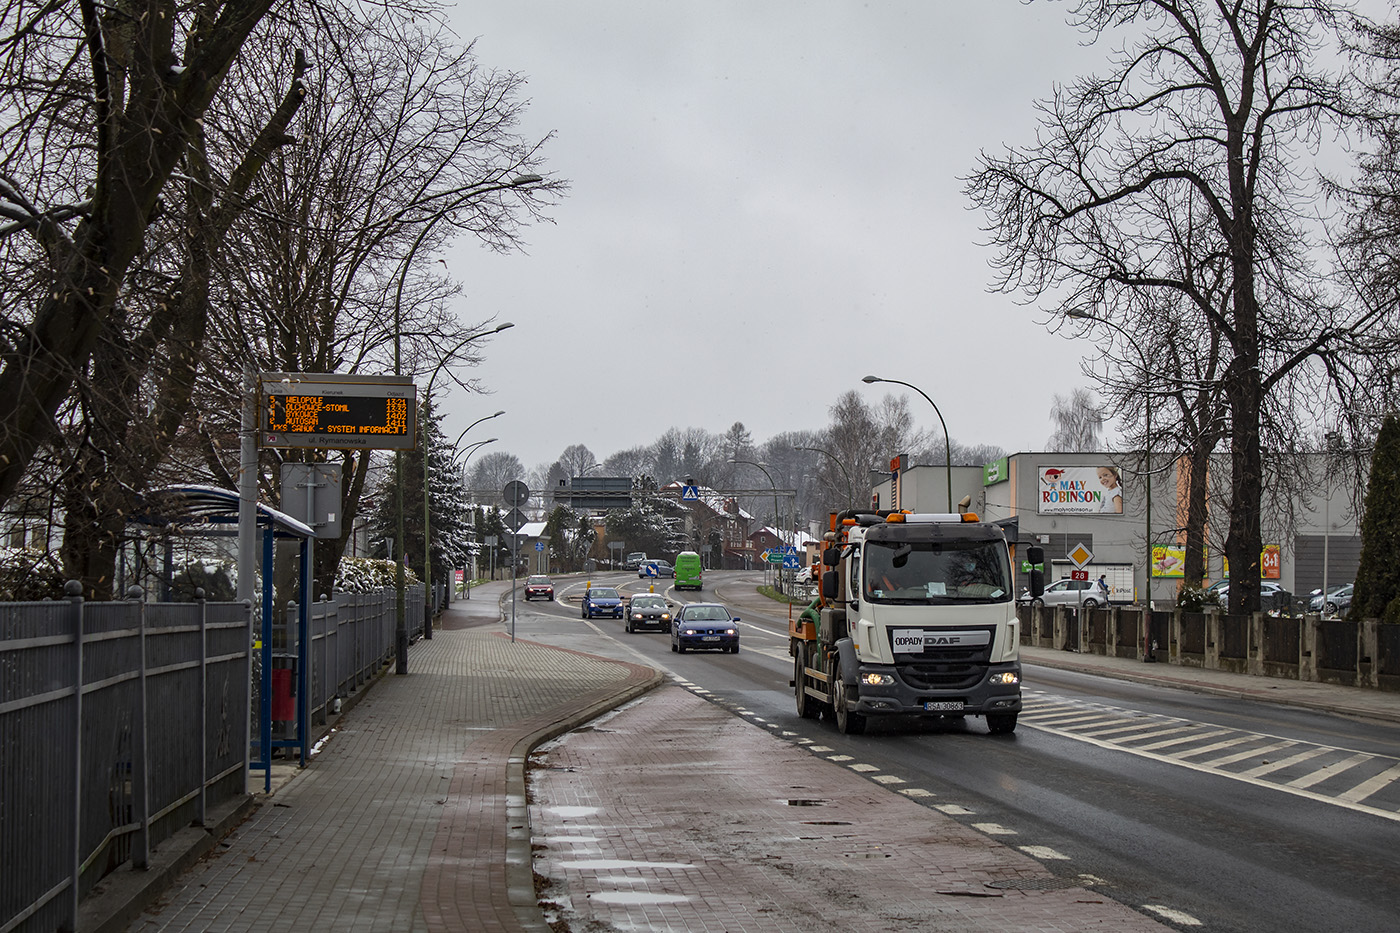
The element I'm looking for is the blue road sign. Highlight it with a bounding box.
[535,541,544,552]
[782,554,800,569]
[681,485,700,501]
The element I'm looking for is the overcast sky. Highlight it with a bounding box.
[431,2,1187,475]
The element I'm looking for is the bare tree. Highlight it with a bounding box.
[967,0,1382,612]
[0,0,285,507]
[1046,389,1104,452]
[556,444,598,478]
[471,450,526,495]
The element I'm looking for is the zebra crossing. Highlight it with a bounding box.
[1021,689,1400,823]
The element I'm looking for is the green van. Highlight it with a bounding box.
[674,551,703,591]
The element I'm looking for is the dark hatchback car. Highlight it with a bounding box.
[670,602,740,654]
[524,575,554,601]
[625,594,673,633]
[580,586,624,619]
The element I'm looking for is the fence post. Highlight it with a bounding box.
[1360,619,1378,689]
[65,581,83,933]
[198,587,208,826]
[129,584,151,870]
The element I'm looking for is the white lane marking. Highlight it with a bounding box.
[1018,845,1070,860]
[1238,746,1329,778]
[1143,905,1203,926]
[1169,734,1260,759]
[1023,718,1400,824]
[972,822,1017,835]
[1197,740,1297,769]
[1286,752,1373,789]
[935,804,974,815]
[849,763,879,772]
[1079,721,1190,740]
[827,755,853,762]
[808,746,834,753]
[1137,728,1233,751]
[871,774,905,785]
[1339,761,1400,803]
[899,788,935,798]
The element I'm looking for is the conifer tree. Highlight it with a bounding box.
[1351,414,1400,622]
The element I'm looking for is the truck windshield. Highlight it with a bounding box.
[864,539,1011,604]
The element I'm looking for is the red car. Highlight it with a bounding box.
[524,575,555,601]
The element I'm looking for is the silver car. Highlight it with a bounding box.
[1021,578,1104,609]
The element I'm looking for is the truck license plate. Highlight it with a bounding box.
[701,635,720,641]
[924,701,964,712]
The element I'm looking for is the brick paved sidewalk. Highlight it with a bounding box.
[110,610,659,933]
[531,685,1171,932]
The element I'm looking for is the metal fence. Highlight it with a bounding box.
[1019,603,1400,692]
[2,584,421,933]
[1,591,250,933]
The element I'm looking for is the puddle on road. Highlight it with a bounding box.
[589,891,692,905]
[559,859,696,871]
[545,806,601,819]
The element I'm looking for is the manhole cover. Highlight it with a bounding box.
[985,877,1082,891]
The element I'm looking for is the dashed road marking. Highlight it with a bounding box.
[972,822,1016,835]
[849,763,879,772]
[899,788,935,798]
[1018,845,1070,860]
[871,774,905,784]
[827,754,854,762]
[1142,904,1203,926]
[935,804,974,815]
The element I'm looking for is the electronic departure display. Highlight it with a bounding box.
[259,373,416,450]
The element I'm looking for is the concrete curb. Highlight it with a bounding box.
[77,795,257,933]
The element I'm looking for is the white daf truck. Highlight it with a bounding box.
[791,509,1041,735]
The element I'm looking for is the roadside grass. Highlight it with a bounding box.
[757,584,813,605]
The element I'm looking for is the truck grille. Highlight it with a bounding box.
[898,660,987,690]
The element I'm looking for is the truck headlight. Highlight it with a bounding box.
[860,673,895,686]
[988,671,1020,686]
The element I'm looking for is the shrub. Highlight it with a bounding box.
[335,557,420,594]
[0,547,65,600]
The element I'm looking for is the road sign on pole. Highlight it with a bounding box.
[1068,542,1094,568]
[681,485,700,501]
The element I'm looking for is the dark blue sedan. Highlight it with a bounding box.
[580,586,624,619]
[670,602,740,654]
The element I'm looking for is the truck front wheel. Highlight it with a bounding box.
[986,712,1018,735]
[832,660,867,735]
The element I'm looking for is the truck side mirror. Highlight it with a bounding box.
[1026,545,1045,598]
[823,547,840,567]
[822,570,839,600]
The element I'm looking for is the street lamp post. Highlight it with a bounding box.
[391,173,540,675]
[861,375,951,512]
[420,336,511,637]
[730,458,784,590]
[794,445,854,510]
[1065,310,1156,661]
[452,437,498,599]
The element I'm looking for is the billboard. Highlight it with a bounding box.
[1038,466,1125,514]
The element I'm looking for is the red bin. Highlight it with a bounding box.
[271,668,295,721]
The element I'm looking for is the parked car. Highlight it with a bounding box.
[1207,581,1293,614]
[1308,583,1351,613]
[670,602,740,653]
[1020,578,1102,609]
[523,575,554,601]
[638,559,674,578]
[625,594,672,633]
[794,566,813,586]
[1323,583,1353,617]
[580,586,624,619]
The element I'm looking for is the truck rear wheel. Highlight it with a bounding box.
[986,712,1018,735]
[794,651,820,719]
[832,659,866,735]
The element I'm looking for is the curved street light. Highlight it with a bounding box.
[729,458,784,580]
[862,375,952,512]
[794,444,854,511]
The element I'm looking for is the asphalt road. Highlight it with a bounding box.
[508,569,1400,933]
